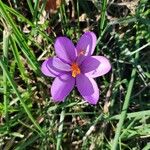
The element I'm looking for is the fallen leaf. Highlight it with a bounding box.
[45,0,62,13]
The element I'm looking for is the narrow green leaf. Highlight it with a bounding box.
[0,59,45,136]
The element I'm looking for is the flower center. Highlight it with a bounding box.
[71,63,81,78]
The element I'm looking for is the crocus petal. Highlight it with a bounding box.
[84,56,111,78]
[51,57,71,71]
[51,74,75,102]
[41,58,64,77]
[54,37,77,63]
[76,74,99,105]
[80,56,100,74]
[76,32,97,56]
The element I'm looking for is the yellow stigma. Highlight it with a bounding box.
[71,63,81,78]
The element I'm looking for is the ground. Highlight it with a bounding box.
[0,0,150,149]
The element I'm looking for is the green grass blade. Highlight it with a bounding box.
[0,1,40,74]
[15,135,39,150]
[99,0,107,35]
[3,29,10,126]
[130,42,150,56]
[27,0,34,16]
[0,59,45,136]
[110,110,150,120]
[4,3,33,26]
[111,52,139,150]
[33,0,39,22]
[38,0,47,19]
[76,0,80,38]
[10,36,28,81]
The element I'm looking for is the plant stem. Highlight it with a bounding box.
[56,108,65,150]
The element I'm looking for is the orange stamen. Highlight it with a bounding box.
[71,63,81,78]
[78,50,85,56]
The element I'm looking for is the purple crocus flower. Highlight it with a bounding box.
[41,32,111,105]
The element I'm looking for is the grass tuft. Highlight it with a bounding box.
[0,0,149,149]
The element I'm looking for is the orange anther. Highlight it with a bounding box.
[78,50,85,56]
[71,63,81,77]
